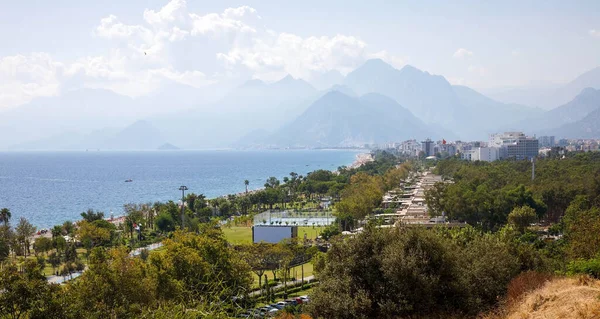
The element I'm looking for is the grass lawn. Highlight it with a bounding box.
[222,226,326,244]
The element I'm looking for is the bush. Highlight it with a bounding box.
[567,257,600,278]
[505,271,554,305]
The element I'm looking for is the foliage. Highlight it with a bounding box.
[307,225,523,318]
[507,206,537,233]
[0,260,67,319]
[562,195,600,259]
[335,173,384,230]
[80,209,105,222]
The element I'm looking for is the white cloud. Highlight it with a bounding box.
[0,53,64,109]
[453,48,473,59]
[590,29,600,38]
[511,49,520,57]
[468,65,486,76]
[0,0,407,108]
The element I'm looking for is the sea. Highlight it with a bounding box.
[0,150,360,228]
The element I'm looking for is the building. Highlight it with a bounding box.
[538,136,555,148]
[461,147,499,162]
[490,132,539,160]
[421,138,435,157]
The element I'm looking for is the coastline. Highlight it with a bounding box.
[17,149,363,230]
[349,153,374,169]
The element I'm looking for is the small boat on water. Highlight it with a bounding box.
[125,179,133,182]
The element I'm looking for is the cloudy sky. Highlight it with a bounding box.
[1,0,600,110]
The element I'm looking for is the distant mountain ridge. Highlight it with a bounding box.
[6,60,600,150]
[264,91,437,147]
[343,59,540,139]
[539,88,600,138]
[485,66,600,109]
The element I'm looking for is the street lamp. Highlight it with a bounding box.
[179,185,188,229]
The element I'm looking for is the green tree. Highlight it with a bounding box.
[244,180,249,193]
[0,259,66,319]
[80,209,105,222]
[507,206,537,233]
[15,217,36,258]
[76,221,111,251]
[0,208,11,226]
[33,237,53,256]
[155,212,175,233]
[562,195,600,259]
[68,247,156,318]
[335,173,384,228]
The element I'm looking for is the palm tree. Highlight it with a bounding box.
[0,208,11,226]
[244,180,250,194]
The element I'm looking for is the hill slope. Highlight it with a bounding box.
[486,277,600,319]
[266,91,435,147]
[343,59,539,139]
[510,88,600,135]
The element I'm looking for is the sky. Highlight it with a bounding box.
[1,0,600,110]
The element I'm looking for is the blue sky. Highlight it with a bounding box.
[1,0,599,109]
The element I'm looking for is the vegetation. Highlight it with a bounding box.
[2,151,600,318]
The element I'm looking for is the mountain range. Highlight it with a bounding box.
[483,67,600,110]
[3,59,600,150]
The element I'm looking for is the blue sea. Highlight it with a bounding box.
[0,150,360,228]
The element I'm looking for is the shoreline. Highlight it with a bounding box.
[25,150,366,231]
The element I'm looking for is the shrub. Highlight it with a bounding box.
[567,257,600,278]
[505,271,554,305]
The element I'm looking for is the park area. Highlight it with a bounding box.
[222,226,323,288]
[221,226,325,244]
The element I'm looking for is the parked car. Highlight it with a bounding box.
[299,295,310,303]
[285,299,298,306]
[274,301,288,309]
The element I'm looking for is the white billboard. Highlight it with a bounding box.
[253,226,298,244]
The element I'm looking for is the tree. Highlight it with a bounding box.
[241,243,270,296]
[76,221,111,251]
[62,220,75,235]
[68,247,156,318]
[0,259,66,319]
[33,237,53,256]
[48,251,61,274]
[0,208,11,226]
[155,212,175,233]
[265,177,280,188]
[148,227,252,304]
[562,196,600,259]
[15,217,36,258]
[0,226,11,264]
[507,206,537,233]
[80,209,105,222]
[335,173,384,228]
[245,180,250,194]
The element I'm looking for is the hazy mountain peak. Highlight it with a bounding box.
[357,58,396,72]
[240,79,267,88]
[274,74,297,84]
[578,87,599,96]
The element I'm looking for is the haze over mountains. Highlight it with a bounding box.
[2,59,600,150]
[483,67,600,110]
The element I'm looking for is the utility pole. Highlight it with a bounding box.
[179,185,188,229]
[531,158,535,181]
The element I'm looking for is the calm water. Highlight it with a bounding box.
[0,150,359,228]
